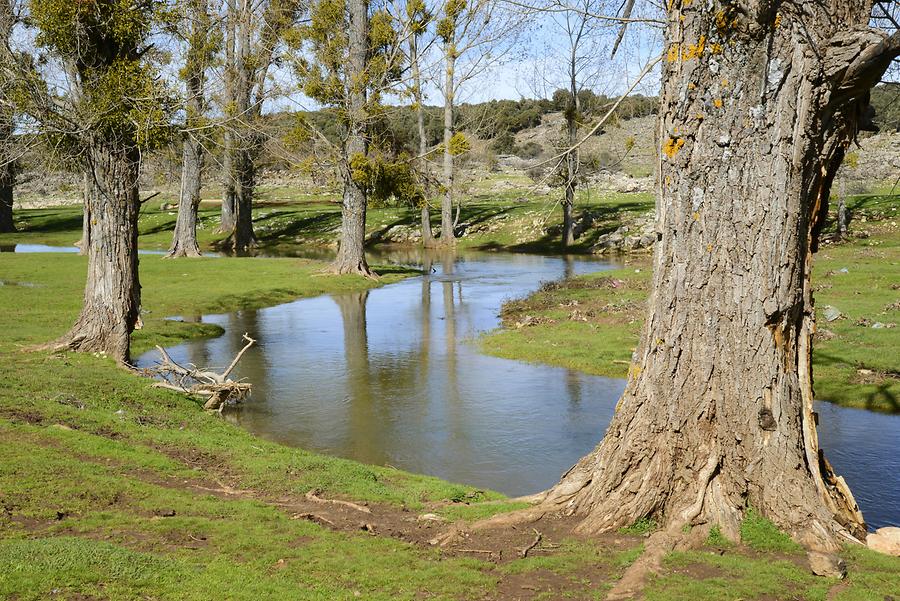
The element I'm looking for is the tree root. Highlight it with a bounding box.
[517,528,542,558]
[305,489,372,513]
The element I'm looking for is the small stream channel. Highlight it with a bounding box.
[123,246,900,530]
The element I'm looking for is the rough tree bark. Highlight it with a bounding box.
[439,35,456,247]
[53,145,142,363]
[410,31,434,247]
[517,1,900,551]
[168,136,204,257]
[168,0,210,258]
[332,0,373,276]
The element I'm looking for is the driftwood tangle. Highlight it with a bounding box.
[145,333,256,410]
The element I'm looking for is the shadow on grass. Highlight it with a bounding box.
[813,349,900,413]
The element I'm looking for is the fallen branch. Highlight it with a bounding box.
[142,334,256,411]
[305,489,372,514]
[518,528,543,558]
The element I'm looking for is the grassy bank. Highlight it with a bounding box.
[1,201,898,599]
[482,192,900,412]
[3,174,654,255]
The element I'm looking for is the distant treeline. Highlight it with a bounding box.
[291,90,659,157]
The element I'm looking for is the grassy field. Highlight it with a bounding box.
[2,173,654,255]
[481,191,900,412]
[1,190,899,599]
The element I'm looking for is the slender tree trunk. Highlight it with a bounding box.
[527,1,900,551]
[53,144,142,363]
[837,199,850,238]
[169,0,209,258]
[333,0,372,276]
[168,136,203,257]
[0,0,13,233]
[227,0,257,254]
[219,1,237,235]
[0,141,13,233]
[410,33,434,247]
[439,40,456,247]
[562,52,579,248]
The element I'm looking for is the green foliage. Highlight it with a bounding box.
[30,0,174,151]
[294,0,400,113]
[349,152,425,208]
[447,131,470,156]
[705,526,732,548]
[619,517,657,536]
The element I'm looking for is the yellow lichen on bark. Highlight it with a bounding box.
[663,137,685,158]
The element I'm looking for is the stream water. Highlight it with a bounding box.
[131,247,900,530]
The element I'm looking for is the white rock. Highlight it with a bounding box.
[867,527,900,556]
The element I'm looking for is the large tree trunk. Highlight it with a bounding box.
[54,144,142,363]
[439,41,456,248]
[168,135,203,257]
[332,0,372,276]
[531,2,900,551]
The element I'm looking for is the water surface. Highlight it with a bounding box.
[138,248,899,529]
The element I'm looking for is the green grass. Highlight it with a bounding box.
[3,175,654,256]
[480,191,900,411]
[2,185,899,599]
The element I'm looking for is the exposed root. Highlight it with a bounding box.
[164,247,203,259]
[305,489,372,514]
[517,528,543,558]
[329,260,379,280]
[291,512,336,528]
[606,531,682,601]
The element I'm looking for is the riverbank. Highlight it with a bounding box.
[481,191,900,413]
[1,214,898,599]
[1,174,655,255]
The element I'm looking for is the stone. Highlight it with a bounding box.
[822,305,843,322]
[807,551,847,578]
[417,513,447,523]
[867,527,900,556]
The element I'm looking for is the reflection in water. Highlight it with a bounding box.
[139,248,899,529]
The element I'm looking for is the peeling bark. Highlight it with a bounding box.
[530,1,900,551]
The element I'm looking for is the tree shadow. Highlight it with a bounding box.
[812,349,900,413]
